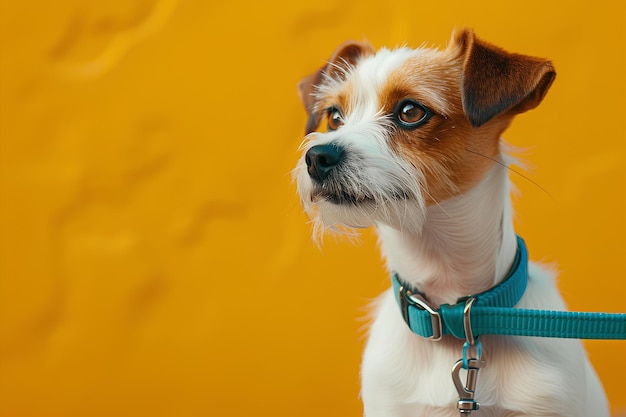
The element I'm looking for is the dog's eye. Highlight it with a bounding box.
[395,100,431,129]
[327,108,345,131]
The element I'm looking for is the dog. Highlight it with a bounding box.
[294,29,609,416]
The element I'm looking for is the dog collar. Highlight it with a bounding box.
[392,235,626,341]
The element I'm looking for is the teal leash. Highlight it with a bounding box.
[391,236,626,415]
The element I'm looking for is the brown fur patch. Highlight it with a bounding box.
[298,41,374,134]
[373,31,554,205]
[380,49,507,205]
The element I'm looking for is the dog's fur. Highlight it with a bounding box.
[294,29,609,416]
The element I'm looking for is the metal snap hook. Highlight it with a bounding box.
[451,357,485,415]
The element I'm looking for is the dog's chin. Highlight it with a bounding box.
[304,191,426,234]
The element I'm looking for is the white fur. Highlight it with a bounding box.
[295,47,609,416]
[295,49,431,236]
[362,163,608,416]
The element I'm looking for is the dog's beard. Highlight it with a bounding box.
[294,145,427,236]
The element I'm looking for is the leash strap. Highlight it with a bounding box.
[468,307,626,339]
[392,236,626,341]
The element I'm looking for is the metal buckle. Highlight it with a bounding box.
[398,285,442,341]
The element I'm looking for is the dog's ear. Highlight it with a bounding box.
[452,29,556,128]
[298,40,375,134]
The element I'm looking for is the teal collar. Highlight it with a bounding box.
[392,235,626,341]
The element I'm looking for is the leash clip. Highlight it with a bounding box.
[453,315,484,417]
[398,285,442,341]
[451,357,485,415]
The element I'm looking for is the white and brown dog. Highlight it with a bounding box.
[294,29,609,416]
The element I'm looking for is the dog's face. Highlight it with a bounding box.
[294,29,555,234]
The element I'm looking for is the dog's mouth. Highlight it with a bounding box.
[298,163,427,232]
[311,190,374,205]
[310,186,411,206]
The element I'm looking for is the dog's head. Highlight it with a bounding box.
[294,29,555,234]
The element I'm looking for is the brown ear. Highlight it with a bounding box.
[298,40,375,134]
[453,29,556,128]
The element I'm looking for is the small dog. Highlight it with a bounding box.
[294,29,609,416]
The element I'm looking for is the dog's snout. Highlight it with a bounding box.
[305,144,345,183]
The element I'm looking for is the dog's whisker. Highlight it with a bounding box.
[423,187,457,222]
[465,147,555,201]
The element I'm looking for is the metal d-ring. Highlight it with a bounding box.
[463,297,477,346]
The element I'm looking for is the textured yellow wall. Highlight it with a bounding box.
[1,1,624,416]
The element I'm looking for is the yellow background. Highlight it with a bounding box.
[1,1,625,416]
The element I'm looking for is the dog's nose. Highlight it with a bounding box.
[305,144,345,183]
